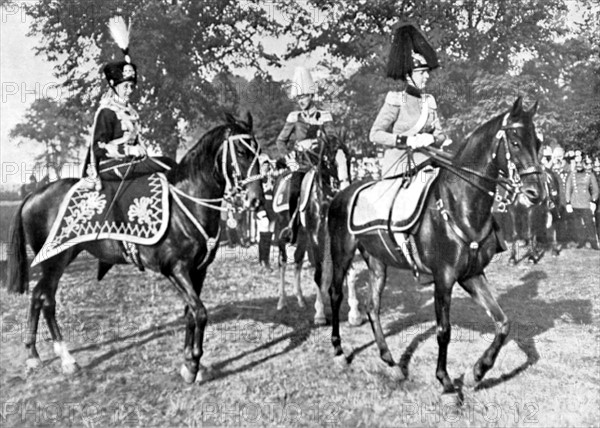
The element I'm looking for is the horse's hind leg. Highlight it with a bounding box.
[361,250,397,370]
[459,274,510,387]
[292,231,307,308]
[345,265,363,326]
[28,251,80,374]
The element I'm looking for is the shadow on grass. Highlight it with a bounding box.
[47,292,340,384]
[345,269,592,390]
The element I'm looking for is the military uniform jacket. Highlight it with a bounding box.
[370,86,446,177]
[276,107,335,157]
[566,170,599,209]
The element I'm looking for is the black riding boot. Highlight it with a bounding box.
[259,232,272,269]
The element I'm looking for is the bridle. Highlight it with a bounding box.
[422,112,543,212]
[168,131,263,268]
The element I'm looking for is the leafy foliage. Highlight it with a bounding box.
[283,0,600,155]
[20,0,292,158]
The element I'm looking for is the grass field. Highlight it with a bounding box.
[0,240,598,427]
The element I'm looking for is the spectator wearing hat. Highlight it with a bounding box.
[369,23,450,178]
[566,155,599,249]
[82,17,174,189]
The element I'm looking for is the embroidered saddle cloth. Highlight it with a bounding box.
[32,173,170,266]
[349,168,439,234]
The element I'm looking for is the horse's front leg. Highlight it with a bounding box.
[277,238,287,311]
[459,274,510,387]
[432,268,458,398]
[169,264,207,383]
[293,235,307,308]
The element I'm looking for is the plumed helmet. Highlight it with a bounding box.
[103,16,137,88]
[387,22,439,81]
[289,67,316,98]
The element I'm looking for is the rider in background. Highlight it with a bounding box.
[82,17,174,188]
[370,23,450,178]
[276,67,349,194]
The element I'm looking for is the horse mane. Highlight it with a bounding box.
[453,112,505,161]
[169,113,253,185]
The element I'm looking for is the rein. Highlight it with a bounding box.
[417,113,543,212]
[168,132,261,266]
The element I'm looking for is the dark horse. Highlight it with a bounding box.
[325,98,545,401]
[507,166,563,264]
[272,132,362,325]
[7,113,263,383]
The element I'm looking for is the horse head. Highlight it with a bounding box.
[499,97,546,207]
[221,111,264,210]
[314,130,347,189]
[172,112,264,209]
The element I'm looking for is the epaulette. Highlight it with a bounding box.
[423,93,438,109]
[384,91,403,106]
[286,111,300,123]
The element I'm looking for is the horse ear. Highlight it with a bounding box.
[511,97,523,116]
[245,111,253,131]
[223,112,236,126]
[528,100,539,116]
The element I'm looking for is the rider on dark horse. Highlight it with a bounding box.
[276,67,349,236]
[81,17,174,190]
[370,23,451,178]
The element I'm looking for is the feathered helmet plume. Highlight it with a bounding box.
[103,16,137,88]
[386,22,439,81]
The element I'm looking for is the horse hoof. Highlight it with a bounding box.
[348,313,364,327]
[62,362,81,375]
[196,365,214,383]
[333,354,348,368]
[389,365,406,382]
[440,392,462,408]
[180,364,197,384]
[314,315,327,326]
[277,299,286,311]
[462,370,478,390]
[25,358,43,374]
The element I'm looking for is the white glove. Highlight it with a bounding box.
[566,204,573,214]
[296,138,316,151]
[591,202,597,212]
[406,133,435,149]
[126,145,146,158]
[285,153,299,171]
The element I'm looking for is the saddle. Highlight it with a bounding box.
[272,173,293,214]
[298,169,317,226]
[32,173,170,266]
[349,167,439,235]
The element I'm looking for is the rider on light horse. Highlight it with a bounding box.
[369,22,451,178]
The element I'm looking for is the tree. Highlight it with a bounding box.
[23,0,293,158]
[281,0,599,151]
[9,98,88,173]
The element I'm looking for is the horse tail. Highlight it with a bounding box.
[7,195,31,294]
